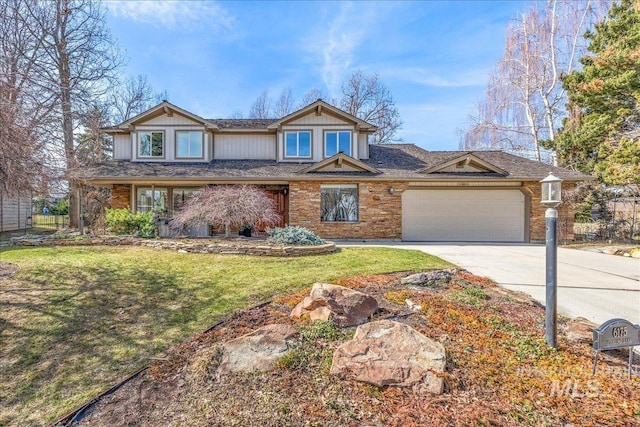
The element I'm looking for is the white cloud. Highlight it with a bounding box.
[320,2,361,97]
[302,2,385,98]
[106,0,235,32]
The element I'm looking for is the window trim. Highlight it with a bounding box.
[135,186,169,216]
[171,187,199,214]
[283,129,313,159]
[174,130,205,159]
[320,183,359,223]
[323,130,352,158]
[137,131,165,159]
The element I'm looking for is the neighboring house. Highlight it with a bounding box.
[0,191,32,232]
[77,100,588,242]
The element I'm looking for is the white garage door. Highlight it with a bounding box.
[402,189,525,242]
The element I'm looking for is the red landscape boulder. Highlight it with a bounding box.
[290,283,378,327]
[330,320,446,394]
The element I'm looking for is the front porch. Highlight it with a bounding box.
[110,184,289,237]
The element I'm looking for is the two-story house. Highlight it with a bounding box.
[77,99,588,242]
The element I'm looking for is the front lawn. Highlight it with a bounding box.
[0,245,448,426]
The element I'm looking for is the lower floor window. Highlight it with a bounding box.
[172,188,198,213]
[320,184,358,222]
[136,187,168,216]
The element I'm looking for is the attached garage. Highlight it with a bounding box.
[402,189,527,242]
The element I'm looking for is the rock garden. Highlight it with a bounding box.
[61,270,640,427]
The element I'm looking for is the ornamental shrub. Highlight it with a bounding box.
[266,226,325,246]
[105,208,157,238]
[169,185,281,238]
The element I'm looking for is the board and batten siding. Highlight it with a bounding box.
[113,134,131,159]
[358,134,369,160]
[288,112,349,126]
[0,193,32,232]
[143,113,202,126]
[213,134,276,160]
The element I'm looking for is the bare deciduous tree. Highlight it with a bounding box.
[169,185,281,238]
[0,0,54,196]
[461,0,612,162]
[248,71,402,144]
[298,87,329,108]
[24,0,124,226]
[249,88,296,119]
[248,90,272,119]
[110,74,157,124]
[76,74,160,165]
[340,70,402,144]
[273,88,294,117]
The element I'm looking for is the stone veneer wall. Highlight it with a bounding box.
[289,181,407,240]
[106,181,577,242]
[291,180,577,242]
[524,181,576,242]
[111,184,131,209]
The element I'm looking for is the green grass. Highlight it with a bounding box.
[448,286,489,307]
[0,245,450,426]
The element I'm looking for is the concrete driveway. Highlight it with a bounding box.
[342,242,640,326]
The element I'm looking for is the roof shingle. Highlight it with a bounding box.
[73,144,590,182]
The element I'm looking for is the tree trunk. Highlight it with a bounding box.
[55,0,79,227]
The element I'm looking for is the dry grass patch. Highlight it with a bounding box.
[0,245,444,426]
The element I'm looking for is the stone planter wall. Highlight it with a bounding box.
[12,236,337,257]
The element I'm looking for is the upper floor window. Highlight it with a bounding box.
[138,131,164,158]
[325,131,351,157]
[285,131,311,158]
[176,131,204,158]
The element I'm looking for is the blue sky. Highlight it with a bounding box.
[105,0,528,151]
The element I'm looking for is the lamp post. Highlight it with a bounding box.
[540,173,562,348]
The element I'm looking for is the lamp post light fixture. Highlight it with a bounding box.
[540,172,563,348]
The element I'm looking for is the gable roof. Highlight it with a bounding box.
[364,145,590,181]
[297,153,381,174]
[419,152,508,175]
[104,101,218,133]
[266,99,377,132]
[102,99,377,132]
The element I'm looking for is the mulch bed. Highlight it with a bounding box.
[62,271,639,427]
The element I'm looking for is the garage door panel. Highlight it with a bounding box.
[402,189,525,242]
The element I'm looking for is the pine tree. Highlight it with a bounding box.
[554,0,640,185]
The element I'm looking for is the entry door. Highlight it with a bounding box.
[258,189,289,231]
